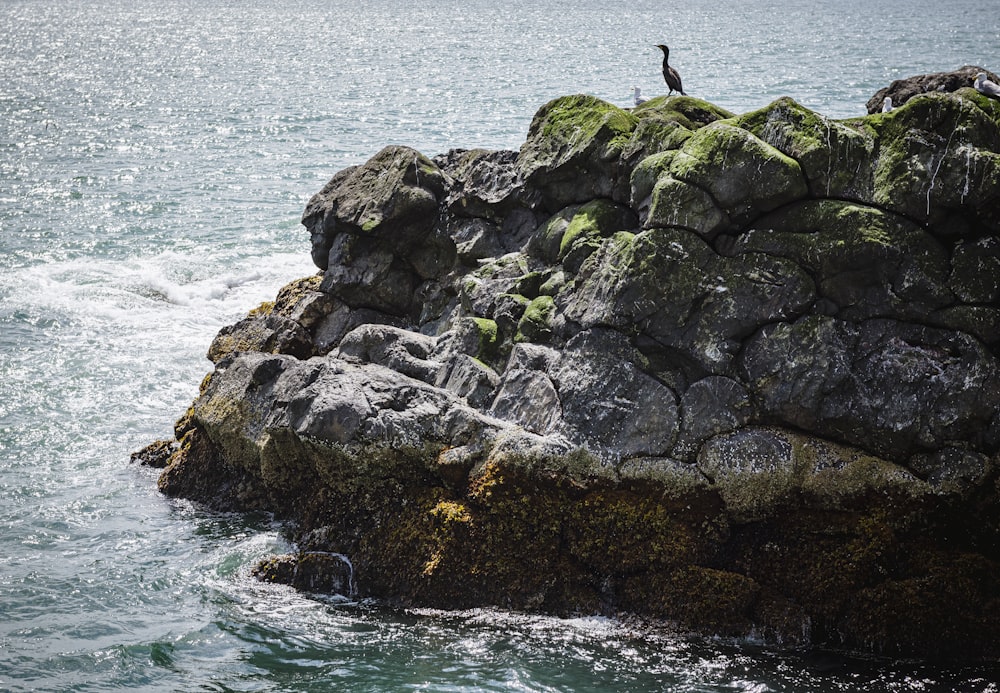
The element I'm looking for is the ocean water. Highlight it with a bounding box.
[2,0,999,690]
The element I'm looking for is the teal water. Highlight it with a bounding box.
[2,0,999,690]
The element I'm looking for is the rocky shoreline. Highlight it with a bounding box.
[137,69,1000,659]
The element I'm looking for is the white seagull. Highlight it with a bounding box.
[974,72,1000,98]
[882,96,893,113]
[633,86,648,106]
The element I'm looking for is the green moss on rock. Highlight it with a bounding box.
[470,317,499,360]
[535,94,636,154]
[739,199,951,319]
[669,121,809,228]
[514,295,555,344]
[517,94,639,209]
[735,97,876,199]
[633,96,736,131]
[864,92,1000,229]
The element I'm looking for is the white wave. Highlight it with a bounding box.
[3,248,313,330]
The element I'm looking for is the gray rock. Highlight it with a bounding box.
[732,200,951,322]
[516,94,637,210]
[739,316,1000,461]
[311,302,405,356]
[563,227,815,374]
[153,88,1000,659]
[319,232,418,315]
[435,148,523,221]
[448,217,504,265]
[335,324,440,384]
[490,368,562,436]
[909,447,992,494]
[866,65,1000,113]
[698,427,930,522]
[674,376,755,462]
[303,145,448,266]
[550,329,678,458]
[207,312,314,364]
[437,354,500,409]
[661,121,809,235]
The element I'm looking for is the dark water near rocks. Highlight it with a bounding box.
[2,0,999,689]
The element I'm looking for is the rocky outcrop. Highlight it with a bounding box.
[866,66,1000,113]
[141,84,1000,660]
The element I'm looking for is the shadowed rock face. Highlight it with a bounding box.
[141,84,1000,660]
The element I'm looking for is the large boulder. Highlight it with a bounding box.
[729,199,951,322]
[868,91,1000,231]
[562,227,815,374]
[300,145,453,316]
[145,86,1000,660]
[736,97,877,200]
[516,94,638,210]
[739,316,1000,461]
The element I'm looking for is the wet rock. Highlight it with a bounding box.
[129,439,177,468]
[253,552,354,596]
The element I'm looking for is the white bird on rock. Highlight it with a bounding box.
[882,96,893,113]
[633,86,648,106]
[974,72,1000,98]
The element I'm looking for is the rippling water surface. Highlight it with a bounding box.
[2,0,999,690]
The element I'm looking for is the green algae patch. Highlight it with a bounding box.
[470,317,499,360]
[534,94,637,155]
[623,565,767,637]
[559,200,636,257]
[565,490,700,574]
[670,121,808,227]
[734,96,876,199]
[555,199,639,273]
[630,150,678,207]
[645,174,726,236]
[864,92,1000,228]
[514,295,555,344]
[620,97,733,167]
[517,94,639,208]
[633,96,735,131]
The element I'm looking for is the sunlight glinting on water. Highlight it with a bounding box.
[2,0,999,689]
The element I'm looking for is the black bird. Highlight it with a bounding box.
[654,44,685,96]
